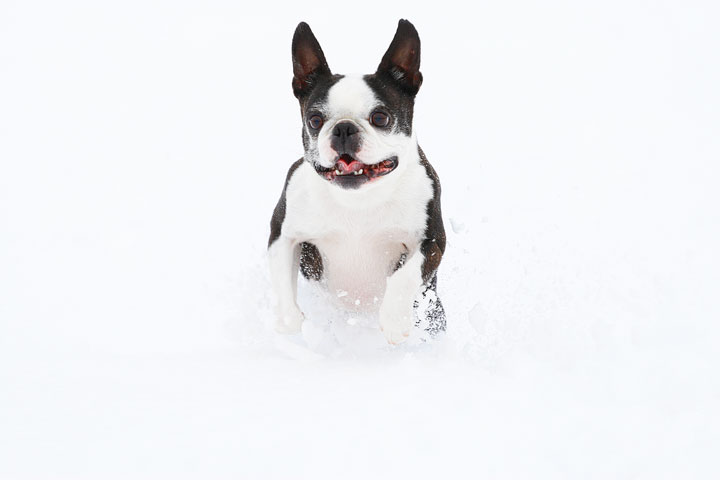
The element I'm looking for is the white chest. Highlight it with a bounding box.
[282,160,433,310]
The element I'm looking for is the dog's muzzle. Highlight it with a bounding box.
[314,154,399,189]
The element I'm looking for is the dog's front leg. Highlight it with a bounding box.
[268,236,304,333]
[379,238,443,344]
[379,250,423,344]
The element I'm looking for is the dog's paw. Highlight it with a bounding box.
[379,302,413,345]
[275,307,304,334]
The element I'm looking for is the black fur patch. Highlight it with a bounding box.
[418,146,445,285]
[363,74,415,136]
[268,158,304,247]
[299,242,323,281]
[300,74,344,153]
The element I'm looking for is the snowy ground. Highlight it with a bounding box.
[1,1,719,478]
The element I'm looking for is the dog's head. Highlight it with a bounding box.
[291,20,423,190]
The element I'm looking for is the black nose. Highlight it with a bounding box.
[331,122,360,155]
[333,122,358,138]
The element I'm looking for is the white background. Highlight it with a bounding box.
[1,1,719,478]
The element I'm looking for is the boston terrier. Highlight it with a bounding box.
[268,19,446,344]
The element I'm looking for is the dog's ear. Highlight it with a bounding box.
[292,22,332,99]
[376,19,423,96]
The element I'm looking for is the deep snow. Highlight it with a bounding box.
[1,1,719,478]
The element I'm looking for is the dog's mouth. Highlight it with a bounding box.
[314,154,398,189]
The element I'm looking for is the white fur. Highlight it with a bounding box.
[379,249,424,343]
[269,76,433,344]
[268,237,303,333]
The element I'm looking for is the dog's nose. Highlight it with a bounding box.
[333,122,359,139]
[331,121,360,155]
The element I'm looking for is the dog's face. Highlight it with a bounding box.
[291,20,423,190]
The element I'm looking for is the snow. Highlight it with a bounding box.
[1,1,719,478]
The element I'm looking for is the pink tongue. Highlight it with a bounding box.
[336,159,365,174]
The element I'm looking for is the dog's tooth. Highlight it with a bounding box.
[358,169,363,175]
[335,169,341,175]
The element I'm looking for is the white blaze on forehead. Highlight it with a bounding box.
[326,75,378,119]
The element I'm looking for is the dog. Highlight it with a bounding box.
[268,19,445,345]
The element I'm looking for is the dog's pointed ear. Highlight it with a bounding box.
[376,19,423,95]
[292,22,332,99]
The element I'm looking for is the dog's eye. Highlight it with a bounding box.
[370,111,390,128]
[308,114,323,130]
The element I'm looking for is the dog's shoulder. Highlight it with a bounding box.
[417,146,446,278]
[268,158,305,247]
[418,146,441,201]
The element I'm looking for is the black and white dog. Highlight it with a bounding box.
[268,20,445,344]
